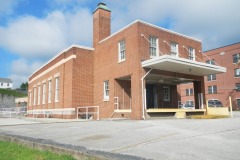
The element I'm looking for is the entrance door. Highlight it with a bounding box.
[146,84,157,109]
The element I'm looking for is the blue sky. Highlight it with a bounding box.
[0,0,240,88]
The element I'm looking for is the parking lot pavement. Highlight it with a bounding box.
[0,112,240,160]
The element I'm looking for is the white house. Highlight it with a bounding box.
[0,78,13,89]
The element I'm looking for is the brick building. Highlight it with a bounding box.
[179,42,240,110]
[27,3,226,119]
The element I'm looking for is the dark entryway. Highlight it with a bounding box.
[146,84,157,109]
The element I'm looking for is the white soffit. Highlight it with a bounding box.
[142,55,226,76]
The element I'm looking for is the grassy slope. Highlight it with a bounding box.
[0,89,27,97]
[0,141,75,160]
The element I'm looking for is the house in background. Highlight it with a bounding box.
[0,78,13,89]
[179,42,240,110]
[27,3,226,119]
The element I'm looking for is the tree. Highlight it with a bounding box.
[20,82,28,91]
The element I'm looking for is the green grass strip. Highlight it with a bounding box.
[0,141,75,160]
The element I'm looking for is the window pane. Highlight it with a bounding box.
[235,68,240,77]
[208,86,212,94]
[163,87,170,101]
[188,47,195,60]
[212,74,216,80]
[237,99,240,107]
[150,37,157,57]
[190,88,193,95]
[104,81,109,100]
[213,86,217,93]
[233,54,240,63]
[119,40,126,61]
[236,83,240,92]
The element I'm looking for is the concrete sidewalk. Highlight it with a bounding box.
[0,112,240,160]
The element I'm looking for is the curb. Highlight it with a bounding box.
[0,133,148,160]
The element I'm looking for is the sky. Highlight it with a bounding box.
[0,0,240,88]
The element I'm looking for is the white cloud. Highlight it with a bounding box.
[1,0,240,88]
[9,59,43,88]
[0,8,92,59]
[107,0,240,50]
[0,0,19,16]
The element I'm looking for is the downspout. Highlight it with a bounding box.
[141,68,152,120]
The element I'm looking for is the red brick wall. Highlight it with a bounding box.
[203,43,240,110]
[179,42,240,110]
[93,9,111,47]
[93,21,203,119]
[72,48,94,108]
[28,47,94,118]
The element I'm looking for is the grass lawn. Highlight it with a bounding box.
[0,141,76,160]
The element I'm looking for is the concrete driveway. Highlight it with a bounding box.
[0,112,240,160]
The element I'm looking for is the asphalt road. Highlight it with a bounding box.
[0,112,240,160]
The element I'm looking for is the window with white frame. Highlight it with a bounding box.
[186,88,193,96]
[235,68,240,77]
[118,40,126,62]
[206,59,215,65]
[208,86,217,94]
[37,85,41,105]
[237,99,240,108]
[170,42,178,56]
[103,80,109,100]
[48,80,52,103]
[233,53,240,63]
[55,77,59,102]
[186,100,194,106]
[163,86,170,101]
[188,47,195,60]
[33,87,36,105]
[236,83,240,92]
[207,74,216,81]
[149,36,158,57]
[29,91,32,106]
[42,83,46,104]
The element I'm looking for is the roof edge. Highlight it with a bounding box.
[204,42,240,53]
[99,19,201,44]
[29,44,94,79]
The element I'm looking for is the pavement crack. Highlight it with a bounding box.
[111,132,178,153]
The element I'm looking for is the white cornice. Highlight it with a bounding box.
[100,20,201,44]
[29,44,94,81]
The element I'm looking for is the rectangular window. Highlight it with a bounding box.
[207,74,216,81]
[103,80,109,100]
[237,99,240,108]
[235,68,240,77]
[170,42,178,56]
[208,86,217,94]
[33,87,36,105]
[233,54,240,63]
[186,88,193,96]
[236,83,240,92]
[188,47,195,61]
[55,77,59,102]
[48,80,52,103]
[1,83,2,86]
[29,91,32,106]
[163,86,170,101]
[206,59,215,65]
[37,85,41,105]
[149,36,158,57]
[118,40,126,62]
[42,83,46,104]
[186,100,194,106]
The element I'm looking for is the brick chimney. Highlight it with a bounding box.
[93,3,111,47]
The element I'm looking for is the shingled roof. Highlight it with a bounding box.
[0,78,13,83]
